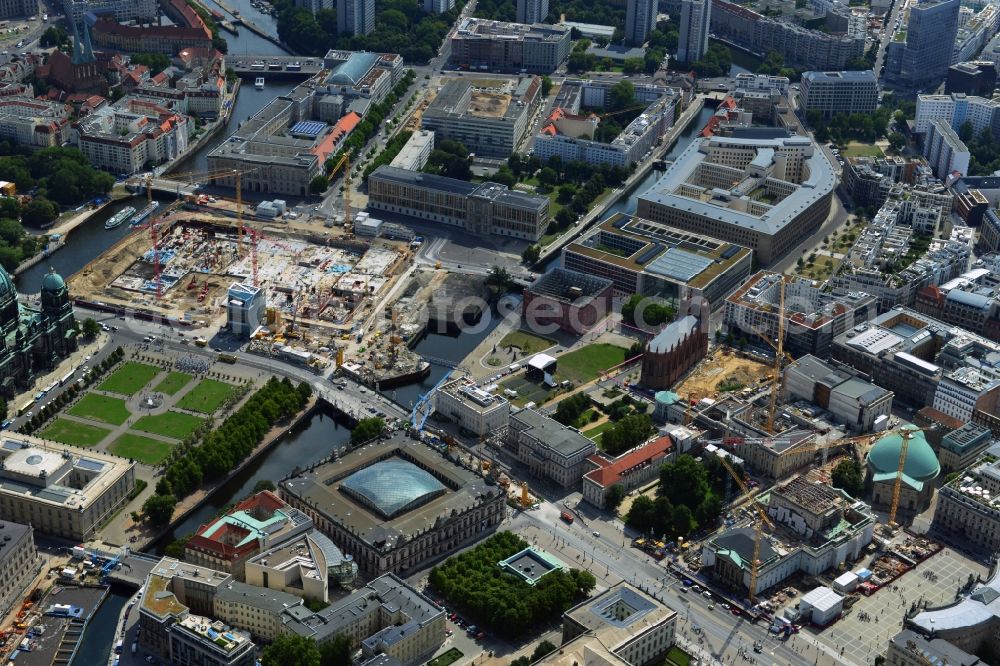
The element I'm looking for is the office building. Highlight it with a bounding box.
[244,531,358,603]
[562,213,752,308]
[508,408,597,489]
[937,422,992,473]
[516,0,548,24]
[914,92,1000,135]
[947,61,997,96]
[432,376,510,444]
[0,437,135,541]
[677,0,710,63]
[388,130,434,171]
[521,267,614,335]
[934,453,1000,555]
[784,355,894,433]
[640,315,709,390]
[883,0,960,91]
[423,0,454,12]
[800,71,878,120]
[66,0,157,28]
[226,282,266,338]
[367,166,550,241]
[724,271,878,359]
[449,18,571,72]
[0,521,39,619]
[582,436,674,509]
[0,97,72,148]
[625,0,657,45]
[635,130,837,265]
[933,366,1000,421]
[280,437,505,576]
[924,119,970,179]
[0,0,34,19]
[888,630,982,666]
[702,477,875,594]
[90,16,213,55]
[337,0,374,35]
[421,76,542,157]
[540,583,677,666]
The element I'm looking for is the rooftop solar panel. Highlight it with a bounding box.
[290,121,326,137]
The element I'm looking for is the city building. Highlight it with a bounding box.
[640,315,709,390]
[337,0,374,35]
[581,436,674,509]
[517,0,549,24]
[887,630,982,666]
[421,76,542,158]
[244,531,358,603]
[635,130,837,265]
[279,437,506,576]
[184,491,313,578]
[913,92,1000,135]
[0,267,78,398]
[423,0,454,12]
[710,0,865,70]
[0,436,135,541]
[367,166,550,241]
[66,0,157,27]
[0,97,72,147]
[0,521,39,619]
[432,376,510,444]
[40,28,108,96]
[937,422,992,472]
[226,282,266,338]
[882,0,960,91]
[0,0,34,19]
[724,271,878,358]
[952,3,1000,64]
[89,16,213,55]
[295,0,334,13]
[841,155,949,211]
[934,453,1000,555]
[702,477,875,595]
[534,91,678,168]
[865,426,939,515]
[508,407,597,488]
[712,430,819,481]
[784,355,894,433]
[933,366,1000,421]
[521,267,614,335]
[542,583,677,666]
[388,130,434,171]
[625,0,657,45]
[561,213,753,308]
[906,560,1000,657]
[800,70,878,120]
[946,61,997,96]
[924,119,970,179]
[77,96,190,175]
[449,18,571,73]
[677,0,711,63]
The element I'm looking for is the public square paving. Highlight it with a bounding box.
[811,547,987,664]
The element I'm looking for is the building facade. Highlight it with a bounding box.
[946,61,997,96]
[509,408,596,488]
[677,0,711,63]
[800,70,878,120]
[516,0,549,24]
[581,436,674,509]
[883,0,960,91]
[433,377,510,444]
[640,315,709,390]
[449,18,571,72]
[337,0,374,35]
[924,119,970,179]
[0,521,39,619]
[521,267,614,335]
[625,0,657,45]
[0,97,72,148]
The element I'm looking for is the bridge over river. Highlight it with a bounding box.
[228,55,324,78]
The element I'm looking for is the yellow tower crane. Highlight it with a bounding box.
[715,455,774,604]
[159,166,259,255]
[766,276,786,434]
[328,153,352,227]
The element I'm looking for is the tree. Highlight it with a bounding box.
[538,167,558,187]
[262,634,321,666]
[605,484,627,512]
[253,479,276,493]
[887,132,906,152]
[319,634,352,666]
[351,417,384,443]
[81,318,101,338]
[622,57,644,74]
[130,52,171,73]
[143,494,177,526]
[540,75,553,96]
[485,265,513,290]
[607,80,635,111]
[831,459,864,497]
[310,175,329,194]
[522,244,540,264]
[22,197,58,227]
[531,641,557,661]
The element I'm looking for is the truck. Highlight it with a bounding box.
[194,337,207,347]
[560,511,574,524]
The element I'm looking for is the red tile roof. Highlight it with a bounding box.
[584,435,673,488]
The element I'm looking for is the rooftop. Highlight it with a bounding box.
[511,408,596,457]
[341,459,447,519]
[527,267,613,303]
[563,582,677,652]
[498,547,566,584]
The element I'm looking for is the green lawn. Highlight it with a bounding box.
[109,433,174,465]
[38,418,111,447]
[133,411,204,439]
[176,379,236,413]
[68,393,131,425]
[798,255,842,281]
[427,648,463,666]
[665,645,693,666]
[556,343,629,384]
[841,142,884,158]
[583,420,615,441]
[98,362,160,396]
[498,330,555,356]
[154,371,193,396]
[498,374,557,407]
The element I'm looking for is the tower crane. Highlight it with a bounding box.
[766,276,786,434]
[715,454,774,604]
[328,153,352,227]
[159,165,259,255]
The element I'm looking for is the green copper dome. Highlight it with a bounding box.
[867,425,940,491]
[41,269,65,292]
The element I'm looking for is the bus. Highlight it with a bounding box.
[17,400,33,417]
[59,370,75,386]
[218,353,237,364]
[44,382,57,394]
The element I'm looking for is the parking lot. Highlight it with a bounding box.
[812,547,988,664]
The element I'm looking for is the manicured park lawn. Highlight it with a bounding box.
[109,433,174,465]
[665,646,692,666]
[427,649,463,666]
[154,371,193,395]
[556,344,628,384]
[133,411,204,439]
[38,418,111,447]
[176,379,236,413]
[98,362,159,396]
[68,393,131,425]
[583,420,615,442]
[840,142,883,158]
[498,330,555,356]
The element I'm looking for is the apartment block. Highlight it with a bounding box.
[0,97,71,147]
[924,119,970,179]
[800,70,878,120]
[449,18,571,73]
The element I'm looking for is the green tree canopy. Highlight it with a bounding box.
[262,635,321,666]
[352,417,385,443]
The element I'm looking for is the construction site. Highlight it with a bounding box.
[676,348,775,401]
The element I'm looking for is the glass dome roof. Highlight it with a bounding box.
[341,459,446,518]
